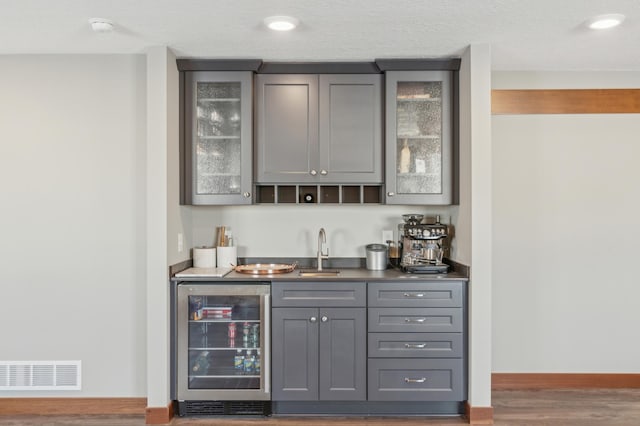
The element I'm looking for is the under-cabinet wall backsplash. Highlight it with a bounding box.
[189,204,463,260]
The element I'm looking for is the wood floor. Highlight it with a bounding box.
[1,389,639,425]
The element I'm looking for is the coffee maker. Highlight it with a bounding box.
[398,214,450,274]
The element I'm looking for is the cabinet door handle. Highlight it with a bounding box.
[387,192,395,197]
[320,169,328,175]
[309,316,317,323]
[405,318,426,323]
[243,192,251,198]
[405,343,426,349]
[321,316,328,322]
[403,292,424,298]
[310,169,318,176]
[404,377,426,383]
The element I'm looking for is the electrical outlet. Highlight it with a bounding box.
[178,233,184,252]
[382,229,393,243]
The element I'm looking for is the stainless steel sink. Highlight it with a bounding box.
[298,269,340,277]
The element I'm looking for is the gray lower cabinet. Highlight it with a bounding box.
[271,282,367,401]
[255,74,382,184]
[368,358,464,401]
[367,281,466,402]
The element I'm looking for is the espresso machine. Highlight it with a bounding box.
[397,214,450,274]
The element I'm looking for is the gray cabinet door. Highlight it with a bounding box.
[255,74,319,183]
[384,70,453,205]
[271,308,319,401]
[318,75,382,183]
[256,74,382,184]
[368,281,463,308]
[318,308,367,400]
[368,332,463,358]
[183,71,253,205]
[271,282,367,307]
[368,307,463,333]
[368,358,465,401]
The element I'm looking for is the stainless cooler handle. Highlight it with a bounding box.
[263,293,270,395]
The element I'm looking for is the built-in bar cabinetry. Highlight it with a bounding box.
[269,279,466,415]
[178,60,459,206]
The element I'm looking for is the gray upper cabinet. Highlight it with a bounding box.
[256,74,382,184]
[182,71,253,205]
[384,70,454,205]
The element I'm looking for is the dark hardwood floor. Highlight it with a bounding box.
[0,389,639,425]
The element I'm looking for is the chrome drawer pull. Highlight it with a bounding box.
[403,292,425,298]
[405,318,426,323]
[405,343,426,349]
[404,377,426,383]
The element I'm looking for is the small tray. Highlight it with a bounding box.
[235,263,296,275]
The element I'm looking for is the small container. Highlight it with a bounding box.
[251,324,260,345]
[243,350,255,374]
[227,322,236,338]
[189,297,203,321]
[234,349,244,374]
[365,243,388,270]
[242,322,250,344]
[203,306,232,319]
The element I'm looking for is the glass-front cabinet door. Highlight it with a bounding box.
[183,71,253,205]
[385,71,453,205]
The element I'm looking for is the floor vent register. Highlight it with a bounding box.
[0,360,81,390]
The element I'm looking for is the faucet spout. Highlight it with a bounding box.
[317,228,329,271]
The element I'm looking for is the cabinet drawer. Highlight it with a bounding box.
[272,282,366,307]
[368,333,463,358]
[368,308,462,333]
[368,281,463,307]
[368,358,465,401]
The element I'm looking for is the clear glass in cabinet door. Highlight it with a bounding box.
[396,81,443,195]
[195,82,242,195]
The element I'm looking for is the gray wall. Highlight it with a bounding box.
[492,71,640,372]
[0,55,147,396]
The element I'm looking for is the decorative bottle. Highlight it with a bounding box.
[399,139,411,173]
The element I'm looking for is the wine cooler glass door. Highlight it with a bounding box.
[177,284,270,400]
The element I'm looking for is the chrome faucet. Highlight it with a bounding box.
[317,228,329,271]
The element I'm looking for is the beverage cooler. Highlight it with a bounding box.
[174,283,270,416]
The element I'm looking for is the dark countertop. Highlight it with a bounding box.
[170,257,469,283]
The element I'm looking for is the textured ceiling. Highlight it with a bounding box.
[1,0,638,70]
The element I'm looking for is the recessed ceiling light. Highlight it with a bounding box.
[89,18,114,33]
[264,15,299,31]
[587,13,625,30]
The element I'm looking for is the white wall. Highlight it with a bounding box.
[190,204,460,260]
[0,55,147,396]
[492,72,640,372]
[461,44,493,408]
